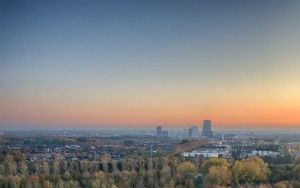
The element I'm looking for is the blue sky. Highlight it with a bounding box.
[1,0,300,128]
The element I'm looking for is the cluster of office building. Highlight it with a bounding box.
[156,119,213,138]
[155,126,169,137]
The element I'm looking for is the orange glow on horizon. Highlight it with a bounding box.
[1,98,300,128]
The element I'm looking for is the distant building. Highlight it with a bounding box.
[161,131,168,137]
[202,120,213,138]
[188,126,199,138]
[182,146,231,158]
[183,128,189,137]
[156,126,162,136]
[240,150,280,158]
[156,126,168,137]
[64,129,67,137]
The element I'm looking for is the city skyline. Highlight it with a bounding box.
[1,1,300,129]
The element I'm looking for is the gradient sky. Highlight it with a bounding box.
[1,0,300,129]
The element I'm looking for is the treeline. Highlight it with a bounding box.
[0,151,300,188]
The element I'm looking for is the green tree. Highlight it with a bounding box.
[293,164,300,181]
[19,160,28,175]
[203,165,231,186]
[200,158,229,174]
[4,154,17,176]
[43,180,53,188]
[233,156,269,184]
[274,181,289,188]
[20,177,28,188]
[177,161,197,175]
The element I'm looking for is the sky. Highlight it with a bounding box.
[1,0,300,129]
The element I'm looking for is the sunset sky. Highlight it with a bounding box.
[1,1,300,129]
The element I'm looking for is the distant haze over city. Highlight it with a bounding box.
[1,1,300,129]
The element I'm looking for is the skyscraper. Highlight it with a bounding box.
[156,126,162,136]
[202,120,213,137]
[156,126,168,136]
[189,126,199,139]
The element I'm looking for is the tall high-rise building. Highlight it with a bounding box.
[156,126,162,136]
[156,126,168,136]
[202,120,213,137]
[189,126,199,138]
